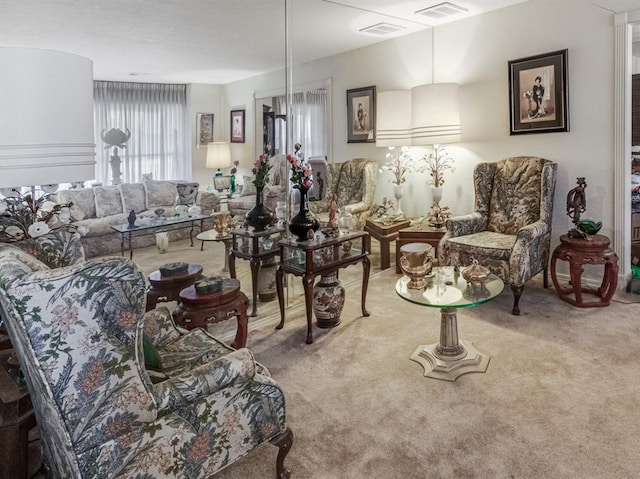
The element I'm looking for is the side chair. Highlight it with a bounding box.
[437,156,557,315]
[0,243,293,478]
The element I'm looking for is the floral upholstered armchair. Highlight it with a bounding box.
[309,158,379,229]
[437,156,557,315]
[0,245,293,478]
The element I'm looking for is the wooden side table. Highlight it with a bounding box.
[0,350,38,479]
[395,225,446,273]
[146,264,203,312]
[364,218,411,270]
[551,234,619,308]
[173,278,249,348]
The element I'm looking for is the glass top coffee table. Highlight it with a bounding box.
[395,266,504,381]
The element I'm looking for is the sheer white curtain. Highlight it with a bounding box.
[94,81,190,184]
[273,89,327,158]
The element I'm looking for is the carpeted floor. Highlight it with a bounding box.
[32,237,640,478]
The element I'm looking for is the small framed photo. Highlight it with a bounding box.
[347,85,376,143]
[508,49,569,135]
[230,109,245,143]
[308,156,328,201]
[196,113,214,148]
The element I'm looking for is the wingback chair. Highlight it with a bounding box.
[309,157,379,229]
[437,156,557,315]
[0,244,293,478]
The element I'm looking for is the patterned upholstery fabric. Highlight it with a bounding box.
[94,186,124,217]
[0,245,291,478]
[309,158,379,229]
[11,231,85,268]
[58,188,98,220]
[144,180,178,209]
[119,183,147,213]
[438,156,557,314]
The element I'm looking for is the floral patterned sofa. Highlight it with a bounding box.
[437,156,557,315]
[309,158,379,229]
[55,180,219,258]
[0,242,293,478]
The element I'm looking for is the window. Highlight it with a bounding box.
[94,81,190,184]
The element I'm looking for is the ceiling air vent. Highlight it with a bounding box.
[359,22,406,36]
[415,2,468,20]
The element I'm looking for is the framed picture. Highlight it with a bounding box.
[196,113,214,148]
[308,156,328,201]
[346,85,376,143]
[508,49,569,135]
[230,109,245,143]
[213,175,232,192]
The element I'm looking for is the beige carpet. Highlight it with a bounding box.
[107,239,640,479]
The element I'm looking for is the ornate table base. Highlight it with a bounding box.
[409,307,490,381]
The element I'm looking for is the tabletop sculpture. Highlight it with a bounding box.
[566,177,601,238]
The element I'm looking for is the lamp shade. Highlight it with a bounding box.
[0,47,96,188]
[376,90,412,147]
[206,142,232,170]
[411,83,461,145]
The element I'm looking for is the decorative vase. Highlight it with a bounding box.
[245,186,274,231]
[275,201,287,226]
[155,232,169,254]
[289,187,319,241]
[393,183,404,216]
[230,175,236,195]
[337,207,353,235]
[431,186,443,207]
[400,242,433,289]
[312,272,345,328]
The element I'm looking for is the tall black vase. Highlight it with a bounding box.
[245,186,274,231]
[289,187,319,241]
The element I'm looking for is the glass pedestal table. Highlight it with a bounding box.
[395,267,504,381]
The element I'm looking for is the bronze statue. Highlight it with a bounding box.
[567,177,587,238]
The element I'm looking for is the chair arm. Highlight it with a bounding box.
[153,348,257,410]
[343,201,370,216]
[445,213,487,238]
[143,306,183,348]
[515,220,549,241]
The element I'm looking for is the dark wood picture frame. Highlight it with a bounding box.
[196,112,214,148]
[508,49,569,135]
[347,85,376,143]
[230,109,245,143]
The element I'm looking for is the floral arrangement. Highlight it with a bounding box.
[251,154,272,188]
[287,143,313,190]
[381,147,424,185]
[423,145,455,188]
[0,189,76,242]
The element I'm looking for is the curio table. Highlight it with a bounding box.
[276,231,370,344]
[395,267,504,381]
[197,229,233,272]
[229,225,285,317]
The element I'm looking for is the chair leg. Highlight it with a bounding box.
[543,266,549,288]
[510,284,524,315]
[270,426,293,479]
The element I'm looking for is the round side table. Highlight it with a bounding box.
[551,234,619,308]
[146,264,203,312]
[173,278,249,349]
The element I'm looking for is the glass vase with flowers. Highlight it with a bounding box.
[245,154,275,231]
[287,144,319,240]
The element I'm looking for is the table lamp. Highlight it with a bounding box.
[206,142,232,191]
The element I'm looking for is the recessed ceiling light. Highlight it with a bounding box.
[128,72,150,76]
[359,22,406,36]
[415,2,468,19]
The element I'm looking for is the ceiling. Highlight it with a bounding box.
[0,0,637,85]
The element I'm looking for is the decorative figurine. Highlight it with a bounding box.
[127,209,136,229]
[567,177,587,238]
[328,194,338,228]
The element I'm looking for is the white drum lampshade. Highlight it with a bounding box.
[375,90,412,147]
[411,83,461,145]
[0,47,96,188]
[206,142,232,174]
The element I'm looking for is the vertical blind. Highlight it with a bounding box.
[94,81,190,184]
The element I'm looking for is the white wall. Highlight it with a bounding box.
[187,83,224,189]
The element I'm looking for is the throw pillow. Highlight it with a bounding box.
[142,335,163,372]
[241,175,257,197]
[145,180,178,208]
[57,188,97,220]
[94,186,124,217]
[119,183,147,213]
